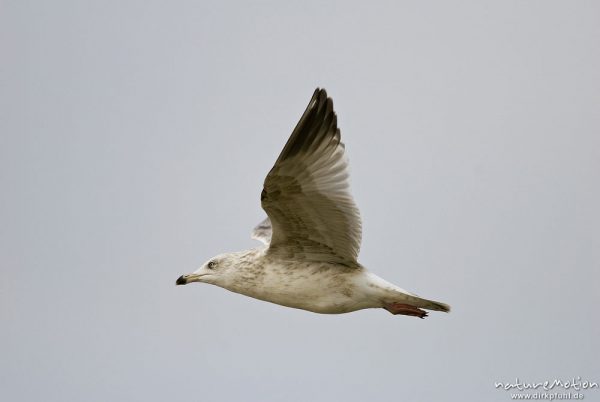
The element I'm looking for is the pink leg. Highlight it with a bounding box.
[384,303,428,319]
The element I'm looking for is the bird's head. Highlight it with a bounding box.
[176,253,234,287]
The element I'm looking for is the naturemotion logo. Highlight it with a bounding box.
[494,377,598,400]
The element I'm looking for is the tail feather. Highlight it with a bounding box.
[423,299,451,313]
[404,294,451,313]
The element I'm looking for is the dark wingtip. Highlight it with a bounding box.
[175,275,187,286]
[313,87,329,103]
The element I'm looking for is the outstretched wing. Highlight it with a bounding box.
[260,88,362,265]
[251,217,272,245]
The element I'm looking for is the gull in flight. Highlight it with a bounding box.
[177,89,450,318]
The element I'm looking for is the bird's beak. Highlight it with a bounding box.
[175,273,203,286]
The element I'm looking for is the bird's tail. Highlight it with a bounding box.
[396,293,451,313]
[418,297,451,312]
[383,293,450,318]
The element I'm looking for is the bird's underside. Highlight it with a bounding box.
[176,88,450,319]
[249,222,450,318]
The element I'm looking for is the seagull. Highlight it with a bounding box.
[176,89,450,318]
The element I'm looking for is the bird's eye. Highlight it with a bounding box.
[207,261,217,269]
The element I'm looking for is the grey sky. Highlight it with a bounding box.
[1,1,599,401]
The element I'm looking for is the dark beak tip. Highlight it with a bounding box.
[176,275,187,286]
